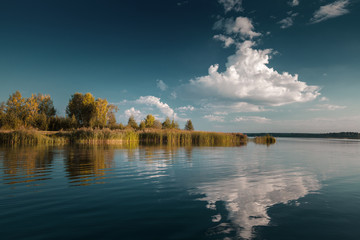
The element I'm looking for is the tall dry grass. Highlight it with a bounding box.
[139,129,247,146]
[0,129,67,145]
[253,135,276,144]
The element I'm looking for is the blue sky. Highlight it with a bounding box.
[1,0,359,132]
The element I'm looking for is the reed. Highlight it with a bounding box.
[60,128,139,144]
[139,130,247,146]
[0,129,67,145]
[0,129,247,146]
[253,134,276,144]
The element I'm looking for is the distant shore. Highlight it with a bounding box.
[246,132,360,139]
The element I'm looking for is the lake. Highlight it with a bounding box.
[1,138,360,240]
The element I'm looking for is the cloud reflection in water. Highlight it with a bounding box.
[193,168,320,239]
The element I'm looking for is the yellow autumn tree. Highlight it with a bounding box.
[5,91,26,128]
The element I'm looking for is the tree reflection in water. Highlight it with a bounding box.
[1,146,55,185]
[64,145,116,186]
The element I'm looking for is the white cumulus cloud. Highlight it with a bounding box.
[184,40,320,107]
[215,17,261,39]
[156,79,168,91]
[311,0,350,23]
[218,0,243,13]
[136,96,175,117]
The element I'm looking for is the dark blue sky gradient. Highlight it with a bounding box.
[1,0,359,131]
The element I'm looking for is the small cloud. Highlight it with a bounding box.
[114,99,128,105]
[308,104,346,111]
[204,102,267,113]
[213,111,229,115]
[319,96,329,102]
[218,0,243,13]
[278,17,294,29]
[233,116,271,123]
[204,115,225,122]
[177,105,195,111]
[310,0,350,24]
[156,79,168,91]
[214,17,261,39]
[278,12,298,29]
[288,0,299,7]
[177,1,189,6]
[170,91,177,99]
[213,34,235,48]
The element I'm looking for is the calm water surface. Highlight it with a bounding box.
[1,138,360,239]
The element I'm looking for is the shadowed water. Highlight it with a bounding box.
[1,138,360,239]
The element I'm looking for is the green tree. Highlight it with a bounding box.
[70,115,78,129]
[162,117,171,129]
[34,94,56,130]
[66,92,115,128]
[184,119,194,131]
[0,102,5,128]
[107,112,117,128]
[82,93,96,127]
[145,114,155,128]
[34,113,49,130]
[107,104,118,128]
[36,94,56,118]
[139,120,146,130]
[127,115,138,129]
[94,98,108,128]
[171,119,179,129]
[66,93,97,127]
[66,93,86,125]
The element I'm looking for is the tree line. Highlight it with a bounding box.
[0,91,194,131]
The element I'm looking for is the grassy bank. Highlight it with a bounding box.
[0,129,247,146]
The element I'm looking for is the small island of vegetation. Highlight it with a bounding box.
[0,91,249,146]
